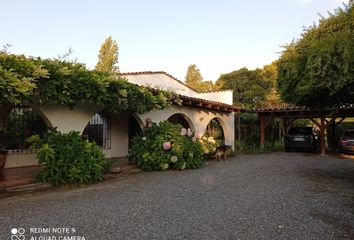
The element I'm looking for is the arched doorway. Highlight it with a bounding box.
[82,113,111,149]
[128,115,143,150]
[205,118,225,146]
[4,106,48,153]
[167,113,193,130]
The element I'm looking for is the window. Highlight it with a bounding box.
[82,114,111,149]
[5,107,48,153]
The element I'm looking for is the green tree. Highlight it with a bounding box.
[277,3,354,108]
[261,61,288,108]
[95,36,119,73]
[185,64,203,91]
[215,67,272,109]
[185,64,215,92]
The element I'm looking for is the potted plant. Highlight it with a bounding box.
[0,130,8,172]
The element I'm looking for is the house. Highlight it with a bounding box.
[1,71,237,169]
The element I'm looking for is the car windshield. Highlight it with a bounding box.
[343,131,354,139]
[288,127,312,135]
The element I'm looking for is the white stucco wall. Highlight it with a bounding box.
[4,153,38,168]
[138,105,235,148]
[103,113,130,158]
[198,91,233,105]
[31,103,104,134]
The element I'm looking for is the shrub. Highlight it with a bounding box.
[31,130,108,185]
[198,136,217,154]
[129,121,204,171]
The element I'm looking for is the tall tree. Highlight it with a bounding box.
[185,64,215,92]
[277,3,354,109]
[95,36,119,73]
[215,67,272,109]
[185,64,203,91]
[261,61,288,108]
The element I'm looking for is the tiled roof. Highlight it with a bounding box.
[120,71,238,113]
[120,71,233,94]
[120,71,199,92]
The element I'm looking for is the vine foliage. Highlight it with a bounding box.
[0,52,180,113]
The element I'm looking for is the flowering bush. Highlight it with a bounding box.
[129,121,204,171]
[198,136,217,154]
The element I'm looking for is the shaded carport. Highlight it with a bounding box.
[254,106,354,156]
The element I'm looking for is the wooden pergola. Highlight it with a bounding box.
[254,106,354,156]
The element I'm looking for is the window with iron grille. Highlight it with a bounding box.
[4,107,48,154]
[82,114,111,149]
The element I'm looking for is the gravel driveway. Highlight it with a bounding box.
[1,152,354,240]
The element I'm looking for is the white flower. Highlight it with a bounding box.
[171,156,178,163]
[142,137,147,141]
[202,136,207,141]
[187,128,193,137]
[160,163,169,170]
[180,162,186,170]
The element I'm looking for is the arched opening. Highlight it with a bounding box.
[82,113,111,149]
[167,113,194,130]
[205,118,225,146]
[4,106,48,153]
[128,115,143,150]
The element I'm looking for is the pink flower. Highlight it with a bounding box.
[195,132,202,139]
[187,128,193,137]
[163,141,171,150]
[180,128,187,136]
[192,137,197,143]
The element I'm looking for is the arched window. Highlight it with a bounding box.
[167,114,191,129]
[5,107,48,153]
[82,113,111,149]
[205,118,225,145]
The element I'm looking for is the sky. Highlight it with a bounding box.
[0,0,349,81]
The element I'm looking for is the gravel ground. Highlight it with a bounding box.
[1,152,354,240]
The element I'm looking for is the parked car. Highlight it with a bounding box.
[338,129,354,154]
[284,127,320,153]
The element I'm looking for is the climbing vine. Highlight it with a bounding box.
[0,52,181,113]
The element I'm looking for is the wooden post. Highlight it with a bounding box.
[278,120,282,142]
[260,117,265,148]
[320,117,326,156]
[331,119,336,151]
[238,114,241,142]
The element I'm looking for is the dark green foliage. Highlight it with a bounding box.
[129,121,204,171]
[33,131,108,185]
[277,4,354,108]
[0,52,180,113]
[215,67,273,109]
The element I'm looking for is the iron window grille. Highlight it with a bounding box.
[82,113,111,150]
[4,106,48,154]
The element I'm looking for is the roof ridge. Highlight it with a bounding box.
[120,71,233,95]
[120,71,199,92]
